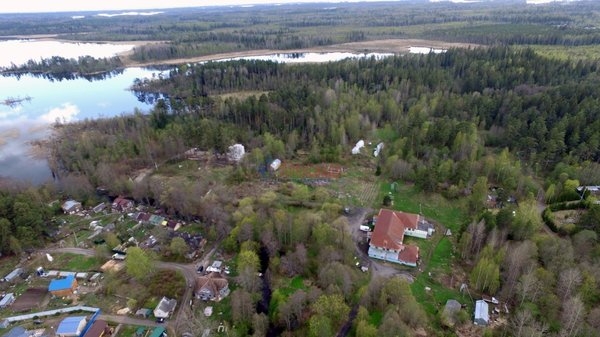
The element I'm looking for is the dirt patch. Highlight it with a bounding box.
[100,260,124,272]
[277,163,344,180]
[552,209,584,226]
[12,288,48,312]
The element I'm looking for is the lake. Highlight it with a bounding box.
[0,40,135,68]
[0,39,440,184]
[0,67,162,184]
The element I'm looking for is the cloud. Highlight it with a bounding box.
[0,106,24,120]
[39,103,80,124]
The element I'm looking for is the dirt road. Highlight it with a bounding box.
[42,246,217,332]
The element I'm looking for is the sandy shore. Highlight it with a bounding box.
[118,39,479,67]
[0,35,478,67]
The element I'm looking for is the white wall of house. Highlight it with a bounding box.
[368,246,399,263]
[404,228,428,239]
[368,246,417,267]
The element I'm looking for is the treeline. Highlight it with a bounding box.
[427,23,600,46]
[0,55,124,78]
[3,2,600,64]
[0,186,58,255]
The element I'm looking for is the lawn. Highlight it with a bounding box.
[378,181,471,324]
[48,253,102,271]
[411,237,470,319]
[117,325,140,337]
[380,181,465,232]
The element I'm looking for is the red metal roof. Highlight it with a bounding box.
[370,209,419,251]
[398,245,419,265]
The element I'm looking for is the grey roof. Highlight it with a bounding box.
[2,326,29,337]
[62,200,81,211]
[0,293,15,307]
[154,297,177,317]
[4,268,23,281]
[474,300,489,325]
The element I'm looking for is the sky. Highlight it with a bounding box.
[0,0,403,14]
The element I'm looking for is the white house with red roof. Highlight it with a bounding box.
[367,209,433,267]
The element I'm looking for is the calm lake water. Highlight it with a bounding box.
[0,39,439,184]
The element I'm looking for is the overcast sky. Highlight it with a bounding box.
[0,0,402,13]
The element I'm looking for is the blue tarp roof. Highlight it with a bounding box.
[49,275,75,291]
[56,316,86,334]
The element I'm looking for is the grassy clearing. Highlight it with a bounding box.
[48,253,102,271]
[218,91,270,100]
[117,325,139,337]
[381,181,465,232]
[524,44,600,61]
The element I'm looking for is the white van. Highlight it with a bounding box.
[359,225,371,232]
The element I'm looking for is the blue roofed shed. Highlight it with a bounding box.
[49,275,78,296]
[56,316,87,337]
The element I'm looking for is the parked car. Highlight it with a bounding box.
[156,317,165,323]
[196,265,204,274]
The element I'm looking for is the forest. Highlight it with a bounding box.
[1,1,600,337]
[2,1,600,69]
[31,45,600,336]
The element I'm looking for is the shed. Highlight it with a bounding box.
[2,326,29,337]
[149,327,166,337]
[62,200,82,214]
[135,308,151,318]
[82,319,108,337]
[0,293,15,308]
[56,316,87,337]
[474,300,489,326]
[269,159,281,171]
[49,275,78,297]
[3,268,23,282]
[153,297,177,318]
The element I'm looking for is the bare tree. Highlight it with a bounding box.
[252,313,269,337]
[587,306,600,331]
[510,309,533,337]
[172,305,219,337]
[502,240,537,298]
[232,289,256,325]
[558,268,582,300]
[517,268,541,306]
[278,290,307,331]
[560,296,585,337]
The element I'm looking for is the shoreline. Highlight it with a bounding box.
[118,39,479,67]
[0,34,479,68]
